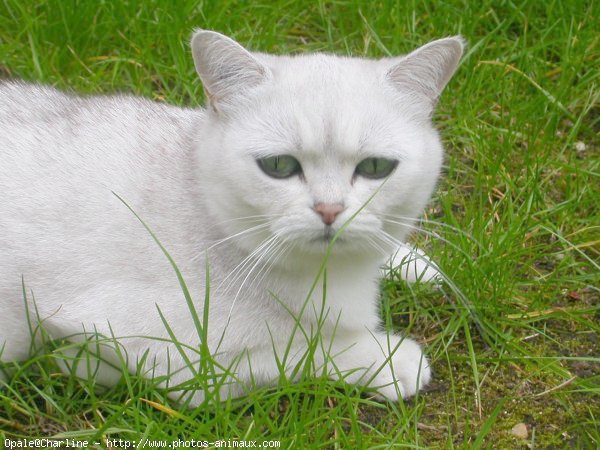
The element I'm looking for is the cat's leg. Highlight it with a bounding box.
[212,329,430,403]
[326,330,431,400]
[48,330,127,388]
[160,350,260,406]
[43,321,248,406]
[0,308,125,388]
[385,244,441,284]
[45,322,213,404]
[131,327,430,404]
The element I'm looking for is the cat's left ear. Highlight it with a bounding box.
[191,30,270,112]
[386,36,465,113]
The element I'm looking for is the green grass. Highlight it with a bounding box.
[1,0,598,448]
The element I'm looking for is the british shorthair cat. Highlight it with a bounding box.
[0,30,462,404]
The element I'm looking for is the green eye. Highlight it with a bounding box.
[257,155,302,179]
[355,157,398,179]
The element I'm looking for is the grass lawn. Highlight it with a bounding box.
[0,0,598,448]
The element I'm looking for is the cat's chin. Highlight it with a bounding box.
[309,232,338,245]
[270,226,391,259]
[293,236,384,259]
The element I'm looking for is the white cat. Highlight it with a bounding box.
[0,30,462,404]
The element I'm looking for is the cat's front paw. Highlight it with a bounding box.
[369,337,431,401]
[333,333,430,401]
[386,245,442,284]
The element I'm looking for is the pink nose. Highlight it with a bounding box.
[313,203,344,226]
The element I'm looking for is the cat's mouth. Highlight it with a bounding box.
[310,226,342,244]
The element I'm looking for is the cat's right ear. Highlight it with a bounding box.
[386,36,465,115]
[191,30,270,113]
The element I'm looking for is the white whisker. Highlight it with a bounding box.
[381,217,481,262]
[191,213,286,262]
[205,222,270,252]
[217,234,278,292]
[365,236,388,256]
[228,236,283,318]
[381,213,482,247]
[203,214,284,232]
[251,240,293,293]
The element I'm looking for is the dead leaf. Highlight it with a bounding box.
[511,422,528,439]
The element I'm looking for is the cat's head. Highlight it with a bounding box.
[191,30,463,258]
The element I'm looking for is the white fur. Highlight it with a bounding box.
[0,31,462,403]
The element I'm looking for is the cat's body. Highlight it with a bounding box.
[0,31,462,403]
